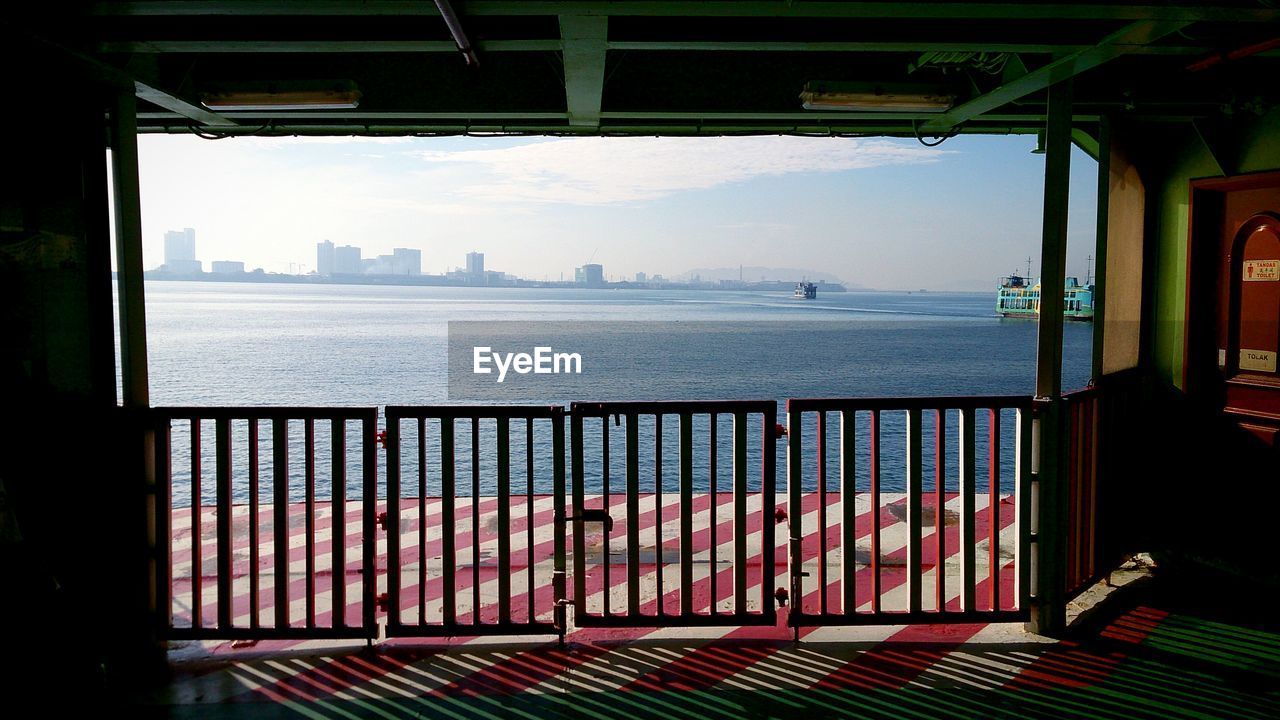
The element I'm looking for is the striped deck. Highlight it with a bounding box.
[168,490,1017,639]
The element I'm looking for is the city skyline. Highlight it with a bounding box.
[135,134,1100,291]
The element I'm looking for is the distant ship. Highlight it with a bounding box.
[793,281,817,299]
[996,273,1094,321]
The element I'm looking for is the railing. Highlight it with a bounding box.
[152,407,379,640]
[785,396,1034,626]
[569,401,779,627]
[1062,388,1100,600]
[381,405,566,639]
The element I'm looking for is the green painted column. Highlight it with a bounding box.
[1029,78,1072,637]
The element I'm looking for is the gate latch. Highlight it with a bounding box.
[774,587,789,607]
[375,430,389,449]
[377,511,390,531]
[375,593,390,612]
[568,508,614,532]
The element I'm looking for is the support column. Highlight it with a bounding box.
[110,90,164,677]
[1029,79,1073,636]
[112,91,149,408]
[1091,116,1111,381]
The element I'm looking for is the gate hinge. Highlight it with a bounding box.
[377,511,390,531]
[375,593,390,612]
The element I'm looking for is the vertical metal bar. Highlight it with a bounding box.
[960,407,977,613]
[215,418,233,630]
[417,416,426,626]
[787,407,804,618]
[497,417,512,624]
[248,420,260,630]
[870,410,881,613]
[761,405,777,623]
[471,418,481,624]
[526,417,536,624]
[816,410,828,615]
[571,412,585,620]
[935,409,946,612]
[191,418,203,629]
[734,411,748,615]
[305,418,316,628]
[654,414,664,614]
[1016,407,1033,611]
[362,413,378,638]
[989,409,1002,612]
[1030,77,1074,636]
[840,409,856,616]
[385,415,402,629]
[601,415,611,617]
[1067,401,1081,591]
[679,412,694,617]
[331,418,346,629]
[272,418,288,629]
[440,418,456,627]
[906,408,923,616]
[552,411,567,637]
[708,413,718,615]
[626,413,640,617]
[155,419,173,631]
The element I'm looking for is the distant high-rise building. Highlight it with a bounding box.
[210,260,245,274]
[316,240,335,275]
[635,272,647,283]
[574,267,585,284]
[582,263,604,286]
[163,227,201,274]
[466,251,485,278]
[333,244,362,274]
[393,248,422,275]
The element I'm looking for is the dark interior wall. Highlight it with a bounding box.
[1104,110,1280,585]
[0,34,152,692]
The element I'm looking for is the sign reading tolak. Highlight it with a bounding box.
[1243,259,1279,281]
[1240,349,1278,372]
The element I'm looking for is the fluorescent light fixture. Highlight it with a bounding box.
[800,82,955,112]
[201,81,362,111]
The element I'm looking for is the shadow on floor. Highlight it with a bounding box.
[129,572,1280,719]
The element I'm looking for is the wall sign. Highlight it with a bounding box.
[1243,259,1279,281]
[1240,348,1278,373]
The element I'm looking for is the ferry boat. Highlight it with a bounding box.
[793,281,817,299]
[996,274,1094,321]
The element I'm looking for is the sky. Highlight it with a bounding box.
[134,132,1099,291]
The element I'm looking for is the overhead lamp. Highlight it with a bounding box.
[200,81,362,111]
[800,81,956,112]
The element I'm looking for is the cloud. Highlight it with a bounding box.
[417,136,946,205]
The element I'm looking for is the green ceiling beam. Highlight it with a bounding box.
[91,2,1280,22]
[98,38,1274,57]
[560,15,608,127]
[919,19,1190,133]
[99,39,563,53]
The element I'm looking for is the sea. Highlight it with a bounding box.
[140,282,1093,503]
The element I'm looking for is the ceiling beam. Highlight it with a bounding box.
[559,15,608,127]
[90,2,1280,22]
[918,19,1190,133]
[133,80,238,127]
[97,38,1269,57]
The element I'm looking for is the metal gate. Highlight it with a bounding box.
[152,407,379,641]
[785,396,1034,628]
[568,401,779,628]
[381,405,567,639]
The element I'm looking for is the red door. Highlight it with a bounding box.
[1188,172,1280,449]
